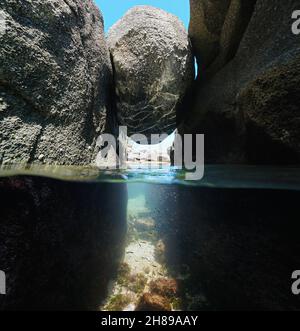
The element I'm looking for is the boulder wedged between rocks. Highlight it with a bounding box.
[108,5,194,139]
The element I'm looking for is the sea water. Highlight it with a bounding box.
[0,165,300,310]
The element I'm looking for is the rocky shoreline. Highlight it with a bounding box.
[0,0,299,311]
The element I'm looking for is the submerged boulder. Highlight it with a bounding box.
[0,0,112,165]
[108,6,194,138]
[149,278,178,298]
[145,182,300,310]
[0,173,127,310]
[136,293,171,311]
[183,0,300,163]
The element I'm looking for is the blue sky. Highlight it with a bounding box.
[95,0,190,33]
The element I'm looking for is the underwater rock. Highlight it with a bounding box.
[0,0,112,165]
[183,0,300,164]
[136,293,171,311]
[104,294,132,311]
[0,175,127,310]
[107,6,194,138]
[134,218,155,232]
[154,239,166,264]
[149,278,178,298]
[145,183,300,310]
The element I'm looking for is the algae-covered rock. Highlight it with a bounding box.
[136,293,172,311]
[149,278,178,298]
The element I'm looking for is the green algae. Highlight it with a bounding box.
[105,294,132,311]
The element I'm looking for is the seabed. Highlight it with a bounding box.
[100,186,181,311]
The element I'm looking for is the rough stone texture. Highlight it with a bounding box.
[136,293,172,311]
[183,0,300,163]
[0,0,112,165]
[146,183,300,310]
[189,0,231,70]
[108,6,194,138]
[209,0,257,77]
[149,278,178,298]
[0,174,127,310]
[189,0,256,76]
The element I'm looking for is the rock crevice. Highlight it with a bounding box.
[184,0,300,164]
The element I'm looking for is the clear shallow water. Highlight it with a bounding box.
[0,164,300,190]
[101,184,180,311]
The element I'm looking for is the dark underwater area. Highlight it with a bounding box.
[0,166,299,311]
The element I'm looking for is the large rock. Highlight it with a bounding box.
[149,278,178,298]
[108,6,194,138]
[189,0,231,71]
[0,0,112,165]
[183,0,300,163]
[146,182,300,310]
[136,293,171,311]
[0,173,127,310]
[189,0,256,76]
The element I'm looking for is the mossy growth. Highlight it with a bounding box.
[170,296,182,310]
[128,273,147,294]
[105,294,132,311]
[116,262,131,287]
[116,264,147,295]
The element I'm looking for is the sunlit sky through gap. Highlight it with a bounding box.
[95,0,190,32]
